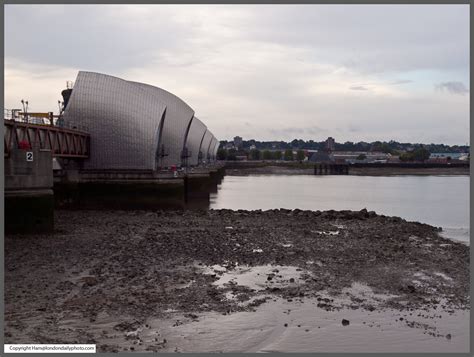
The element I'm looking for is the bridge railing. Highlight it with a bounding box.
[4,119,90,159]
[4,109,89,132]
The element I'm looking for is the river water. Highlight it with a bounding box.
[210,175,470,243]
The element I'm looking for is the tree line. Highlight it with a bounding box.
[218,139,469,154]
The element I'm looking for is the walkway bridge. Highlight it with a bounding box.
[4,117,90,159]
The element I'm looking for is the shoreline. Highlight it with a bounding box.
[224,164,469,176]
[5,208,469,352]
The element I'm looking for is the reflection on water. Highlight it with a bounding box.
[147,295,469,353]
[210,175,469,242]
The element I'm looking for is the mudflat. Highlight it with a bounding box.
[5,209,470,352]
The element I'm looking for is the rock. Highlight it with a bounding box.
[114,320,141,332]
[446,334,451,340]
[342,319,350,326]
[80,276,98,286]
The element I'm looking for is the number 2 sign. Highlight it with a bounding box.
[26,151,34,162]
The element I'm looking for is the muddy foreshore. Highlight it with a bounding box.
[5,209,470,352]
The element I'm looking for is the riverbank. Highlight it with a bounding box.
[5,209,469,352]
[223,162,469,176]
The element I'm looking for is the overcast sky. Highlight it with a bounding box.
[4,4,470,145]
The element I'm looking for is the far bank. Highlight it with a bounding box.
[223,161,469,176]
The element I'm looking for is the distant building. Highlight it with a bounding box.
[325,137,335,152]
[234,136,243,149]
[311,151,391,164]
[309,151,333,163]
[249,144,257,150]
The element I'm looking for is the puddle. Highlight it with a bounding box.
[141,297,469,353]
[203,265,308,291]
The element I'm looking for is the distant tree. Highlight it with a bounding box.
[284,149,294,161]
[381,143,392,154]
[217,148,227,160]
[227,148,237,161]
[356,154,367,160]
[399,152,414,162]
[412,147,430,162]
[273,151,282,160]
[262,150,272,160]
[296,150,305,161]
[249,149,261,160]
[371,141,383,152]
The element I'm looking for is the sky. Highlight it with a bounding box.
[4,4,470,145]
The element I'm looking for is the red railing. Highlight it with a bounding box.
[4,119,90,158]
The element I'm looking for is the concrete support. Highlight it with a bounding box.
[54,179,185,210]
[5,148,54,233]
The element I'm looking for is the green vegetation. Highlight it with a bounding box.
[284,149,294,161]
[217,139,468,154]
[296,150,305,161]
[226,148,237,161]
[262,150,272,160]
[249,149,261,160]
[217,148,227,160]
[399,147,431,162]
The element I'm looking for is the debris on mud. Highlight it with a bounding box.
[4,209,469,352]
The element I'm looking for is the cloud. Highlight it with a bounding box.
[349,85,369,91]
[435,81,469,95]
[390,80,413,85]
[3,4,470,145]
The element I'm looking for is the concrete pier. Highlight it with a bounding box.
[54,168,186,210]
[53,165,226,210]
[5,148,54,233]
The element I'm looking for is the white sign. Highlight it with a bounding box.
[4,344,96,353]
[26,151,34,162]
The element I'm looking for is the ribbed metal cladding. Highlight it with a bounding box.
[207,136,217,162]
[62,71,166,170]
[209,138,218,162]
[185,116,207,166]
[129,82,195,168]
[200,131,213,163]
[213,139,220,161]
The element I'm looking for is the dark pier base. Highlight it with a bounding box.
[54,166,226,210]
[54,180,186,210]
[5,189,54,234]
[184,167,225,209]
[5,148,54,234]
[314,163,349,175]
